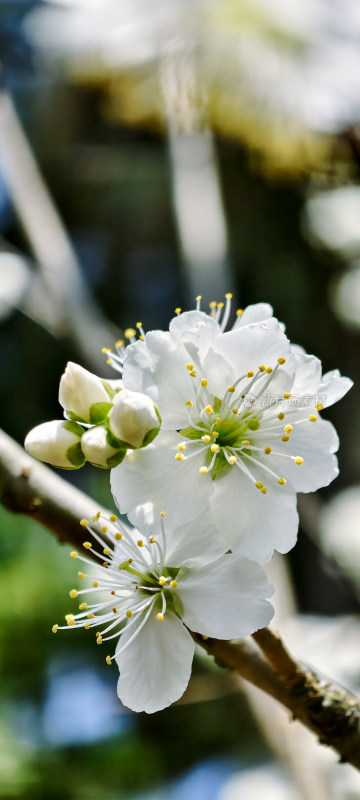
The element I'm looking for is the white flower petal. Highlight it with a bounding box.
[270,417,339,493]
[290,352,322,400]
[203,319,291,398]
[178,554,274,638]
[162,511,229,567]
[116,610,194,713]
[111,430,210,531]
[169,310,220,361]
[123,331,191,429]
[210,466,299,563]
[233,302,274,328]
[318,369,353,408]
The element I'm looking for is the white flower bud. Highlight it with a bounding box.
[59,362,113,423]
[81,425,125,469]
[24,420,85,469]
[108,389,160,448]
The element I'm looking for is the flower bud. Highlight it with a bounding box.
[24,420,85,469]
[81,425,126,469]
[59,362,114,423]
[108,389,160,448]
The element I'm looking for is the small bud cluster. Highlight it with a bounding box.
[25,362,161,470]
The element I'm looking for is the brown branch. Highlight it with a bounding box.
[1,427,360,769]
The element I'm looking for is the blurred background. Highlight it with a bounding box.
[1,0,360,798]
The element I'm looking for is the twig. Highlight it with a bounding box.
[1,427,360,769]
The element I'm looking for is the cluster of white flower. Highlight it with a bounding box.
[25,295,352,712]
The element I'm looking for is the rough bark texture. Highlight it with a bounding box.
[1,428,360,770]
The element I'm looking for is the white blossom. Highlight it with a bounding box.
[108,296,352,564]
[24,420,85,469]
[80,425,125,469]
[53,509,273,713]
[108,388,160,448]
[59,361,114,423]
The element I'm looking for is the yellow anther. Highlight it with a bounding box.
[227,385,236,393]
[175,307,182,315]
[65,614,73,621]
[87,613,95,619]
[93,512,101,522]
[84,623,90,630]
[236,308,244,316]
[205,405,214,414]
[264,447,272,455]
[111,590,115,595]
[261,487,267,494]
[137,540,144,547]
[150,537,156,544]
[110,514,118,522]
[185,400,193,407]
[217,417,221,425]
[241,440,250,445]
[189,370,197,377]
[103,548,111,556]
[83,542,92,550]
[103,562,109,568]
[186,363,194,371]
[158,576,167,586]
[115,340,124,349]
[225,292,233,299]
[247,370,254,377]
[277,357,286,365]
[203,435,211,443]
[283,393,291,400]
[278,478,287,485]
[284,425,293,434]
[209,301,217,308]
[92,581,98,588]
[201,378,208,387]
[115,532,122,541]
[102,347,111,354]
[196,294,202,301]
[70,551,77,559]
[80,519,89,527]
[67,618,76,626]
[259,365,266,372]
[79,603,88,611]
[52,624,59,634]
[232,408,238,414]
[112,607,117,614]
[69,589,78,599]
[78,571,85,579]
[126,610,133,619]
[96,635,102,645]
[229,456,236,464]
[170,580,178,589]
[177,444,186,452]
[309,414,317,422]
[217,302,224,309]
[101,526,108,534]
[125,328,136,339]
[106,656,112,665]
[295,457,304,465]
[278,412,285,420]
[107,359,112,365]
[282,435,290,442]
[316,403,324,411]
[211,444,219,453]
[213,431,219,439]
[266,367,273,374]
[157,613,164,621]
[136,321,142,329]
[160,511,166,517]
[199,466,208,475]
[255,481,264,489]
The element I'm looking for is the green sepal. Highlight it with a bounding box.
[211,449,229,480]
[141,426,160,448]
[101,380,116,401]
[65,410,88,424]
[106,427,135,450]
[89,402,113,425]
[172,592,185,618]
[180,425,205,440]
[106,448,127,469]
[62,420,85,437]
[66,442,86,468]
[154,403,162,425]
